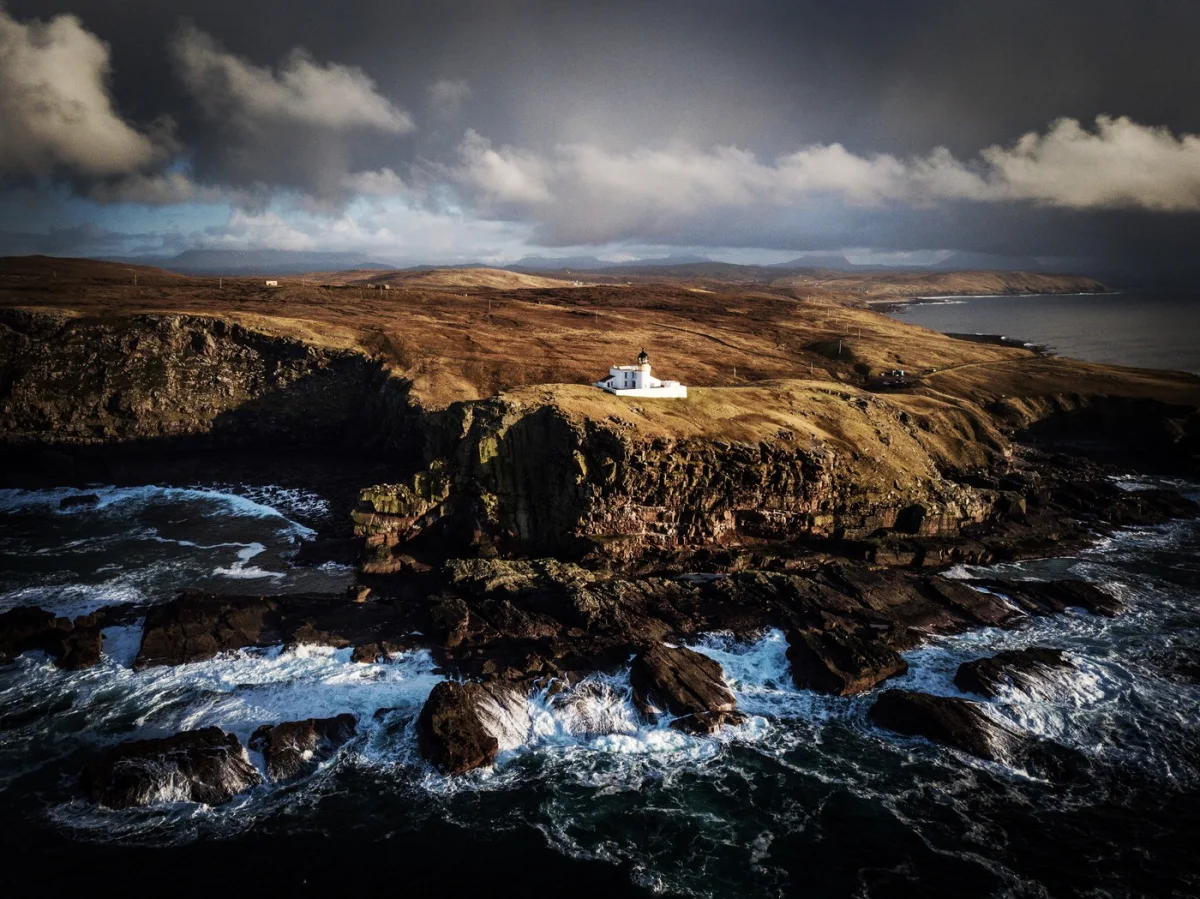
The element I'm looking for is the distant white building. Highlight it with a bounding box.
[265,280,279,287]
[594,349,688,398]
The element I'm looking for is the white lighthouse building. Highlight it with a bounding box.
[594,349,688,398]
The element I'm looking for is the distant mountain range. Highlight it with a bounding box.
[103,249,402,275]
[508,254,712,271]
[98,247,1099,279]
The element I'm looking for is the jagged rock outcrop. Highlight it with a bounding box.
[0,606,102,669]
[80,727,262,808]
[416,680,527,775]
[249,714,357,781]
[786,629,908,695]
[954,647,1074,698]
[964,579,1124,617]
[869,689,1086,780]
[134,590,423,668]
[629,644,745,734]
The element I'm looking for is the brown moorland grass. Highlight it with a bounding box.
[1,256,1194,418]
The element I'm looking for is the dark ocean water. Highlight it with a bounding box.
[1,481,1199,898]
[887,290,1200,374]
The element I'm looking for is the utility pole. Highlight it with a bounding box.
[219,277,222,289]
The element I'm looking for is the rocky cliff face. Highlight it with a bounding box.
[0,308,418,453]
[993,392,1200,473]
[354,387,1005,568]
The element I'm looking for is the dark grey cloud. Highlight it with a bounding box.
[1,0,1198,271]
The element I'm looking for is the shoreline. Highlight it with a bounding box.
[869,289,1120,312]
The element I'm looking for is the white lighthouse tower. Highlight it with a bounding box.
[593,348,688,398]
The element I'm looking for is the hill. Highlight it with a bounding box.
[301,267,590,290]
[774,269,1108,303]
[0,255,192,286]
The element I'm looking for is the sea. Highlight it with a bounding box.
[886,289,1200,374]
[1,293,1199,898]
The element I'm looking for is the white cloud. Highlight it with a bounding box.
[173,24,413,133]
[980,115,1200,211]
[192,196,532,262]
[445,116,1200,243]
[455,129,552,204]
[0,9,164,177]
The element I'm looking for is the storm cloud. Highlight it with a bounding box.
[1,0,1199,272]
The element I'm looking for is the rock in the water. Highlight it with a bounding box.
[417,680,527,774]
[786,629,908,695]
[80,727,262,808]
[954,647,1074,698]
[249,714,357,781]
[0,607,68,664]
[629,644,744,734]
[868,689,1086,781]
[970,579,1123,617]
[134,590,421,668]
[351,643,384,663]
[870,689,1004,759]
[136,593,278,668]
[0,607,102,670]
[52,627,103,670]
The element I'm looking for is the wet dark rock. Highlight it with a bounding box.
[869,689,1008,759]
[969,579,1123,618]
[428,595,472,648]
[869,689,1087,781]
[249,714,357,781]
[51,627,103,670]
[136,593,278,668]
[351,643,384,663]
[417,680,526,774]
[786,629,908,695]
[80,727,262,808]
[134,590,423,668]
[629,644,744,734]
[954,647,1074,698]
[0,607,103,669]
[0,607,68,664]
[58,493,99,509]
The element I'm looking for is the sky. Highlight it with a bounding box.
[1,0,1199,274]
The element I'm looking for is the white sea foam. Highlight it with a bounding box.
[0,485,317,536]
[0,582,150,617]
[212,543,285,580]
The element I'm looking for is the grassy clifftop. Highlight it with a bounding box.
[0,255,1177,415]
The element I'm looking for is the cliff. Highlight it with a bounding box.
[353,382,1012,567]
[0,307,417,454]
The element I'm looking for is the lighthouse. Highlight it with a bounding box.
[593,348,688,398]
